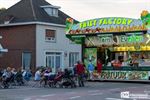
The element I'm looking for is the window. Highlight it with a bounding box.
[41,5,59,17]
[46,52,62,73]
[22,52,31,70]
[52,8,58,17]
[44,8,53,16]
[45,29,56,42]
[69,52,79,67]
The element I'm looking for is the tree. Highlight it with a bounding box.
[0,8,6,13]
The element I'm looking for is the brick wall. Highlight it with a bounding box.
[0,25,36,71]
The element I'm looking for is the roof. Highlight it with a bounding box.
[0,0,78,25]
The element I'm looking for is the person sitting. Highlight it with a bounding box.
[15,69,24,85]
[2,67,13,88]
[34,69,42,81]
[63,68,71,79]
[53,68,64,84]
[43,68,51,86]
[23,69,32,81]
[131,59,139,67]
[111,59,122,68]
[56,68,64,76]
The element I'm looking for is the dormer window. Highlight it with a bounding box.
[41,5,60,17]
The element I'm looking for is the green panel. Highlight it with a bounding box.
[66,35,84,44]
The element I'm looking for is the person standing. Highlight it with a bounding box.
[76,61,85,87]
[97,59,102,74]
[88,60,94,80]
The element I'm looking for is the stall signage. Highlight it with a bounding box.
[85,36,114,46]
[66,17,146,34]
[119,35,144,43]
[85,34,145,46]
[100,36,112,44]
[80,18,133,29]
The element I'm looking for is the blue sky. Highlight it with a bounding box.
[0,0,150,21]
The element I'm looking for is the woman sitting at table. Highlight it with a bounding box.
[129,59,139,67]
[111,59,122,67]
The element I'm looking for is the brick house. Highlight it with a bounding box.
[0,0,81,72]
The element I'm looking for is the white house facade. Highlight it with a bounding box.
[36,24,81,72]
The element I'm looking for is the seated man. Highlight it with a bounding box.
[111,59,122,67]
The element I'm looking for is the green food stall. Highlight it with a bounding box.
[66,10,150,81]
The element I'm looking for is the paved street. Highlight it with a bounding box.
[0,82,150,100]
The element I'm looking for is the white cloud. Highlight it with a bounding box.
[0,0,20,8]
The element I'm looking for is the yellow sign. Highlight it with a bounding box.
[80,18,133,29]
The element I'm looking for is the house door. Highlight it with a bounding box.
[46,52,62,73]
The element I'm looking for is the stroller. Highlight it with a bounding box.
[60,69,76,88]
[1,73,14,88]
[48,73,63,88]
[15,71,24,86]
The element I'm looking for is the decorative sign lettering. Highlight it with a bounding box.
[99,35,113,45]
[92,71,148,80]
[85,34,146,46]
[66,17,147,34]
[119,35,144,43]
[85,36,114,46]
[80,18,133,29]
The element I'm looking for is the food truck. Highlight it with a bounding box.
[66,10,150,81]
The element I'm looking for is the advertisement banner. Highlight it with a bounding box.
[84,48,97,68]
[93,71,149,80]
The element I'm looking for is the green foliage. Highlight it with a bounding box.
[0,7,6,13]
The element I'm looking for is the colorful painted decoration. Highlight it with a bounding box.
[66,17,147,34]
[141,10,150,29]
[66,18,74,34]
[92,71,149,80]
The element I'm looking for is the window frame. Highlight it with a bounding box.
[69,52,79,67]
[45,29,57,43]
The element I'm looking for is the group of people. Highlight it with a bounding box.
[87,59,102,80]
[0,67,32,88]
[34,59,103,87]
[0,59,103,88]
[34,64,85,87]
[73,59,102,86]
